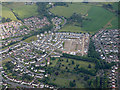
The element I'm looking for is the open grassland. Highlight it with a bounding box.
[2,2,38,20]
[12,4,38,19]
[50,3,91,18]
[2,6,17,20]
[82,6,116,33]
[23,36,37,43]
[106,17,118,29]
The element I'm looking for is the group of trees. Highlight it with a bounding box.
[88,39,100,59]
[69,80,76,87]
[103,3,120,16]
[36,2,48,17]
[88,75,109,88]
[54,2,68,7]
[67,13,83,27]
[2,17,12,23]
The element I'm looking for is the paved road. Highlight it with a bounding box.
[3,79,32,88]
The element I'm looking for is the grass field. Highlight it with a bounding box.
[23,36,37,43]
[48,57,95,87]
[2,2,38,20]
[12,4,38,19]
[50,3,91,18]
[50,57,95,70]
[106,17,118,29]
[51,3,118,34]
[49,72,86,88]
[82,6,116,33]
[0,57,12,64]
[2,6,17,21]
[59,24,83,33]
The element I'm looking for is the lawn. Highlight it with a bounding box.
[50,57,95,70]
[23,36,37,43]
[2,6,17,21]
[50,3,91,18]
[3,2,38,20]
[49,72,86,88]
[0,57,12,64]
[82,6,116,33]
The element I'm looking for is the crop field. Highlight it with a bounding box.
[50,3,91,18]
[2,2,38,20]
[82,6,116,33]
[2,6,17,20]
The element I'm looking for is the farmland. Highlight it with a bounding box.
[51,2,118,34]
[82,6,116,32]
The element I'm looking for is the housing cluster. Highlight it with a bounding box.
[93,29,119,63]
[93,29,119,88]
[0,31,90,88]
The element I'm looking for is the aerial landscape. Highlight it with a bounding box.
[0,2,119,89]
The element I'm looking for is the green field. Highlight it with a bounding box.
[59,24,83,33]
[51,2,118,33]
[2,2,38,20]
[50,3,91,18]
[106,17,118,29]
[2,6,17,20]
[49,73,86,88]
[82,6,116,32]
[23,36,37,43]
[48,57,95,88]
[50,58,95,70]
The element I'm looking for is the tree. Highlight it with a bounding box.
[72,61,74,64]
[88,64,91,68]
[2,17,6,23]
[69,81,76,87]
[66,59,68,62]
[6,18,12,22]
